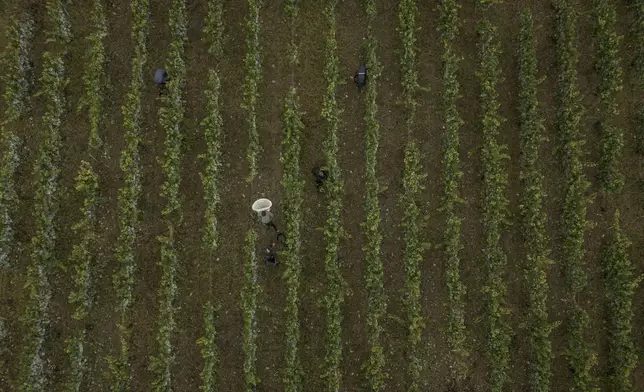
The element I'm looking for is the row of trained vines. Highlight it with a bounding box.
[601,211,640,392]
[281,1,305,390]
[241,229,260,391]
[437,0,468,385]
[20,0,71,390]
[397,1,425,391]
[149,0,187,390]
[65,162,99,392]
[517,11,554,392]
[78,0,108,152]
[0,10,23,370]
[65,0,107,390]
[0,11,24,375]
[594,0,624,192]
[0,10,34,392]
[362,0,386,390]
[243,0,262,183]
[597,1,640,391]
[553,1,597,391]
[320,0,345,391]
[476,2,512,391]
[241,1,262,390]
[3,0,644,391]
[108,0,150,389]
[0,15,33,270]
[636,0,644,155]
[196,0,225,391]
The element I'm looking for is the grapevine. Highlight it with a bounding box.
[108,0,150,389]
[553,1,597,391]
[477,11,511,392]
[518,11,554,392]
[438,0,469,383]
[363,0,387,390]
[320,1,345,390]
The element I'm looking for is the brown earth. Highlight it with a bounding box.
[0,0,643,391]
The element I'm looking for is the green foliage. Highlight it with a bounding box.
[203,0,224,57]
[65,161,99,392]
[241,229,260,390]
[281,4,304,383]
[397,1,426,390]
[284,0,299,69]
[633,0,644,155]
[20,1,68,390]
[437,0,468,383]
[602,211,641,392]
[109,0,150,389]
[149,232,178,392]
[158,0,187,220]
[78,0,107,151]
[201,71,222,257]
[149,0,187,390]
[401,141,426,392]
[242,0,262,182]
[593,0,624,191]
[281,88,304,392]
[398,0,419,130]
[199,5,224,390]
[518,11,554,392]
[197,302,218,392]
[0,318,7,381]
[320,1,345,390]
[477,18,512,392]
[0,15,34,269]
[363,1,386,390]
[553,2,597,391]
[478,0,502,9]
[1,16,34,125]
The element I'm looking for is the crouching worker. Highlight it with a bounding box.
[264,244,278,267]
[154,68,169,96]
[354,64,367,89]
[312,166,329,191]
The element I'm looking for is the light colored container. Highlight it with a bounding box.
[252,198,273,224]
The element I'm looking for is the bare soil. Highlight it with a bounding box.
[0,0,643,391]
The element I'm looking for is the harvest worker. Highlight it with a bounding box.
[312,166,329,190]
[258,210,285,244]
[354,64,367,89]
[264,244,279,267]
[154,68,169,96]
[154,68,169,86]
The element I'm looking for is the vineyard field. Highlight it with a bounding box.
[0,0,643,391]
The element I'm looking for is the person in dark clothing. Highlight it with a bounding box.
[155,68,169,96]
[354,64,367,89]
[312,166,329,190]
[264,244,278,267]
